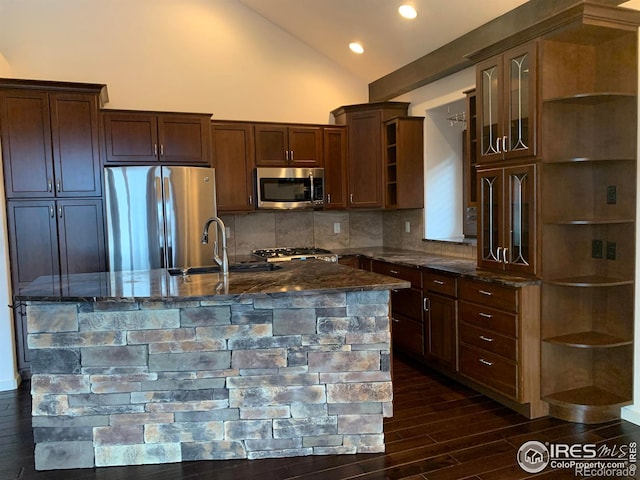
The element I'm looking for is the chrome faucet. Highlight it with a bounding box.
[201,216,229,276]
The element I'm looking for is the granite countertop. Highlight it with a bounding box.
[333,247,541,287]
[16,259,410,302]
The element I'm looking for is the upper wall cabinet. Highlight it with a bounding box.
[211,121,256,213]
[0,90,102,198]
[476,42,537,163]
[323,126,348,209]
[254,124,323,167]
[103,111,211,165]
[332,102,423,209]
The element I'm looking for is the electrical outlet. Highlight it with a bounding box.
[607,185,617,205]
[225,227,232,238]
[333,222,341,234]
[405,221,411,233]
[606,241,616,260]
[592,239,603,259]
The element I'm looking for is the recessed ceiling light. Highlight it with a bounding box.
[399,4,417,19]
[349,42,364,54]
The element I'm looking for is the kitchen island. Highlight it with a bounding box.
[18,260,408,470]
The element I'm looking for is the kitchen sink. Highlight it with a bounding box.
[168,262,281,276]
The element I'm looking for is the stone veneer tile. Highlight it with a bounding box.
[109,413,175,426]
[145,421,224,443]
[181,440,246,461]
[27,304,78,333]
[180,306,231,326]
[248,447,314,460]
[239,406,290,419]
[30,349,81,374]
[78,310,180,331]
[196,324,271,340]
[94,443,181,467]
[337,414,383,434]
[273,417,337,438]
[326,382,393,404]
[308,351,380,373]
[28,331,126,349]
[35,441,95,471]
[31,375,90,395]
[93,425,143,445]
[224,419,272,440]
[148,339,226,354]
[272,308,317,335]
[229,386,326,407]
[148,351,231,372]
[226,373,319,388]
[80,345,148,367]
[127,328,195,344]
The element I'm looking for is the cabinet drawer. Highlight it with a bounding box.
[459,345,517,398]
[459,300,517,337]
[423,270,456,297]
[391,315,423,356]
[459,279,517,312]
[372,261,421,289]
[391,288,423,322]
[460,323,516,361]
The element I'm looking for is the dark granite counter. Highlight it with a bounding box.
[17,259,410,302]
[333,247,541,287]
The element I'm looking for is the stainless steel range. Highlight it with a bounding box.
[253,247,338,263]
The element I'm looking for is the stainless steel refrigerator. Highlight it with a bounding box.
[104,166,217,271]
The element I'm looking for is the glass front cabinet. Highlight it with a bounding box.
[476,42,537,163]
[477,163,536,275]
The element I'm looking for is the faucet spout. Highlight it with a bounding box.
[201,216,229,276]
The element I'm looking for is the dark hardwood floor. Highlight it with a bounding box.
[3,355,639,480]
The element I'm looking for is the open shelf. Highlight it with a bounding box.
[543,92,635,104]
[544,386,631,423]
[544,276,632,287]
[543,331,632,348]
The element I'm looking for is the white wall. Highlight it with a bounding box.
[0,0,368,391]
[395,67,475,240]
[0,0,366,122]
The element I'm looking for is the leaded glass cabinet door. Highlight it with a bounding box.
[477,57,504,163]
[505,163,536,275]
[477,168,504,270]
[504,43,537,161]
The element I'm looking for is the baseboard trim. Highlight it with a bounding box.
[0,372,22,391]
[621,405,640,426]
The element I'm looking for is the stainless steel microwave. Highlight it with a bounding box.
[255,167,324,209]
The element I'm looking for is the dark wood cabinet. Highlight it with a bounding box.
[254,124,322,167]
[458,278,544,418]
[7,198,106,369]
[332,102,421,209]
[383,117,424,209]
[423,271,457,370]
[477,162,536,276]
[323,126,348,209]
[476,42,537,163]
[0,90,101,198]
[211,121,255,212]
[103,111,211,164]
[371,260,423,357]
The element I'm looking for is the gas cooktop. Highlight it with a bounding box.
[252,247,337,263]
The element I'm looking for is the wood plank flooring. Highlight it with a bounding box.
[3,354,639,479]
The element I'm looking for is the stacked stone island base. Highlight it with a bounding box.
[27,290,393,470]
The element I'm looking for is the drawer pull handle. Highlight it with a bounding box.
[479,335,494,343]
[433,280,445,285]
[392,318,400,323]
[390,269,398,274]
[479,312,493,319]
[479,358,493,367]
[479,290,493,296]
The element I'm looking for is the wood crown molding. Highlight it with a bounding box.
[367,0,634,102]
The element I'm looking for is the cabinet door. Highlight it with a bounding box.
[503,43,537,161]
[425,292,457,370]
[347,110,383,208]
[56,199,106,275]
[211,122,255,212]
[158,115,210,164]
[323,127,348,209]
[477,168,505,271]
[477,56,504,163]
[103,112,159,163]
[50,93,102,196]
[0,90,55,198]
[254,124,288,166]
[504,164,536,275]
[288,126,322,167]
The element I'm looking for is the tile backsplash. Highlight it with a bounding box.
[220,209,475,260]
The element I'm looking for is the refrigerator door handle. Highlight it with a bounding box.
[163,175,173,268]
[155,174,166,268]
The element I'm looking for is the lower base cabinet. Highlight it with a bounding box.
[423,271,457,370]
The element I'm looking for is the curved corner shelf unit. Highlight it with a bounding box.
[544,276,633,288]
[543,331,632,348]
[542,92,636,105]
[543,387,631,424]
